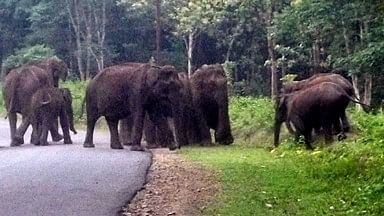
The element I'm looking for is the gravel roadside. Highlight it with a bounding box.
[122,149,219,216]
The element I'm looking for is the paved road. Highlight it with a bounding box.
[0,120,152,216]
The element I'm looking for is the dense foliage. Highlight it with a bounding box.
[1,0,382,99]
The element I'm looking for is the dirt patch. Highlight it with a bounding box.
[121,149,220,216]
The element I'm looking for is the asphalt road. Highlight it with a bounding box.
[0,120,152,216]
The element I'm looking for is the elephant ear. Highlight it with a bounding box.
[145,66,160,88]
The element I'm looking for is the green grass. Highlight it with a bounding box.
[180,97,384,216]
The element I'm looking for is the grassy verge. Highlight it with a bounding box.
[180,97,384,215]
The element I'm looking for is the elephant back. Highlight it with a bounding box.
[3,66,52,113]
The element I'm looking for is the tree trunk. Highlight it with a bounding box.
[363,74,372,105]
[342,21,362,110]
[187,32,194,78]
[66,0,85,80]
[91,0,106,73]
[155,0,161,64]
[362,21,371,106]
[264,0,278,98]
[312,37,321,73]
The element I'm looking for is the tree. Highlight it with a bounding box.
[170,0,233,77]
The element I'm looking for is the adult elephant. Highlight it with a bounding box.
[190,64,234,145]
[2,57,68,146]
[283,73,355,132]
[83,63,184,151]
[30,88,77,146]
[274,82,367,150]
[137,72,201,148]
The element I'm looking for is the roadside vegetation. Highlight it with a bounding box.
[181,97,384,215]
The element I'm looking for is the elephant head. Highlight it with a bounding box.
[145,65,184,150]
[37,57,68,87]
[60,88,77,134]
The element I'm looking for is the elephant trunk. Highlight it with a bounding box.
[274,113,283,147]
[67,103,77,134]
[171,102,185,149]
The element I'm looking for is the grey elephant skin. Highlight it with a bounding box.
[2,57,68,146]
[83,63,184,151]
[190,64,234,145]
[132,72,199,148]
[274,82,367,150]
[30,87,77,146]
[282,72,356,132]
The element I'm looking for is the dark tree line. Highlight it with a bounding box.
[1,0,383,104]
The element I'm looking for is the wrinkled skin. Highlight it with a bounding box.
[274,82,367,150]
[83,63,183,151]
[190,64,234,145]
[283,73,355,132]
[30,88,77,146]
[2,58,68,146]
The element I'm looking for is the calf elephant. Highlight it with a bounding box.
[190,64,234,145]
[274,82,367,150]
[83,63,184,151]
[30,88,77,146]
[2,57,68,146]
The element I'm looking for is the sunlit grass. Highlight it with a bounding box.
[180,97,384,216]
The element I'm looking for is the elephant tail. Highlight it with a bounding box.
[348,96,370,111]
[8,72,22,112]
[79,96,86,119]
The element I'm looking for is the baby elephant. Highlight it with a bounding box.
[30,88,77,146]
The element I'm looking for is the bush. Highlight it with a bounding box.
[229,97,275,146]
[61,80,88,123]
[3,44,56,71]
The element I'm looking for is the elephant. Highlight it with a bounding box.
[283,72,356,132]
[139,72,201,147]
[83,63,184,151]
[30,88,77,146]
[189,64,234,145]
[274,82,367,150]
[2,57,68,146]
[119,106,175,149]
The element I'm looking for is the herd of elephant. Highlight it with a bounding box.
[2,58,234,151]
[2,57,366,151]
[274,72,369,150]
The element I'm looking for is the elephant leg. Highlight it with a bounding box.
[303,129,314,150]
[30,120,40,145]
[215,104,234,145]
[59,110,72,144]
[39,118,50,146]
[144,115,158,148]
[83,115,97,148]
[148,112,176,150]
[105,117,123,149]
[340,111,350,132]
[130,105,145,152]
[12,116,30,146]
[8,112,17,141]
[194,106,212,145]
[119,116,133,146]
[323,123,334,144]
[50,118,63,142]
